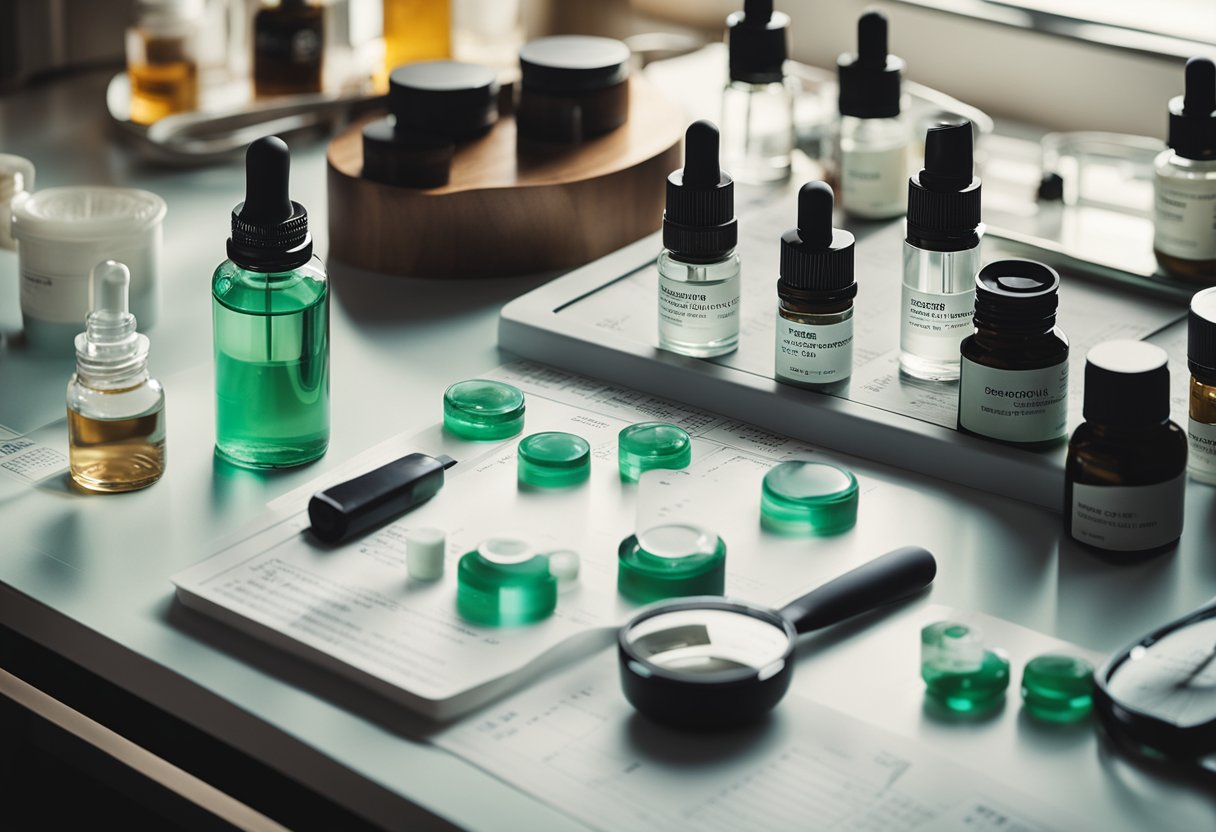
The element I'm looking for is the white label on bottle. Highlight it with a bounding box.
[19,265,90,324]
[840,145,907,218]
[1070,475,1186,552]
[958,358,1068,442]
[1154,171,1216,259]
[774,317,853,384]
[899,286,975,362]
[1188,418,1216,482]
[657,275,740,343]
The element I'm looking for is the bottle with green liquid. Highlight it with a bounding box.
[212,136,329,467]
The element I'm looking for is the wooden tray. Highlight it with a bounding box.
[326,76,684,278]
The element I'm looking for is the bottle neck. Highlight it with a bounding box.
[972,321,1056,345]
[1086,419,1170,439]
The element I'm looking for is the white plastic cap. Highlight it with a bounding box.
[406,528,446,581]
[91,260,131,317]
[546,550,581,590]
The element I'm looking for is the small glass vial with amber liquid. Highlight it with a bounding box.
[1188,287,1216,483]
[67,261,166,492]
[126,0,202,125]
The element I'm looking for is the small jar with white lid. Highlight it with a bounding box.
[11,186,167,354]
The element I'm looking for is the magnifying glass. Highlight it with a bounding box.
[618,546,937,729]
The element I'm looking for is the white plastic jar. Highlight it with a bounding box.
[11,186,167,352]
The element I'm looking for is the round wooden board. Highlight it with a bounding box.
[326,76,685,278]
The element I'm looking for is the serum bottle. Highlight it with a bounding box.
[67,261,166,492]
[1188,287,1216,483]
[774,181,856,387]
[721,0,794,184]
[900,120,982,381]
[1153,57,1216,281]
[835,11,907,219]
[658,120,741,358]
[1065,341,1187,561]
[213,136,330,468]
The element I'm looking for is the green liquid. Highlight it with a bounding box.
[212,259,330,468]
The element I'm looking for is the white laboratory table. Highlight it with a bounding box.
[1,69,1214,831]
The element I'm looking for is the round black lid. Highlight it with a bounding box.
[519,36,631,93]
[779,181,856,300]
[388,61,499,141]
[228,136,312,272]
[726,0,790,85]
[973,259,1060,332]
[1083,340,1171,426]
[663,120,737,261]
[837,11,903,119]
[907,120,981,249]
[1189,287,1216,375]
[1167,57,1216,160]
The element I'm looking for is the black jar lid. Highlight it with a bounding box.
[1083,340,1171,427]
[973,259,1059,332]
[389,61,500,141]
[519,36,631,94]
[1189,287,1216,376]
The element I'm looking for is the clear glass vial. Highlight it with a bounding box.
[67,261,165,493]
[958,260,1069,447]
[835,11,907,219]
[900,120,982,381]
[126,0,202,126]
[1187,287,1216,483]
[658,120,741,357]
[1065,341,1188,561]
[774,181,856,388]
[213,137,329,468]
[721,0,794,184]
[1153,57,1216,282]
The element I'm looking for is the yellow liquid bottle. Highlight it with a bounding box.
[379,0,451,90]
[125,0,202,125]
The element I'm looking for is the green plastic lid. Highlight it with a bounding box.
[617,422,692,482]
[761,461,858,535]
[518,432,591,488]
[920,621,1009,715]
[444,380,525,441]
[617,524,726,603]
[456,537,556,626]
[1021,653,1094,723]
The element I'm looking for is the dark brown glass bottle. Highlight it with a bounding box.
[1065,340,1188,562]
[958,260,1069,447]
[253,0,324,98]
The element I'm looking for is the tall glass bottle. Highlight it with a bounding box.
[67,261,166,492]
[212,136,329,468]
[720,0,794,185]
[126,0,202,125]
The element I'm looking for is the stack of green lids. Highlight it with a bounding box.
[617,524,726,603]
[760,461,858,535]
[517,432,591,488]
[443,380,525,440]
[457,537,557,626]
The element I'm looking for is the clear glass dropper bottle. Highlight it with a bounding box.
[721,0,794,185]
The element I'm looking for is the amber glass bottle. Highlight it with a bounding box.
[253,0,324,97]
[1188,287,1216,483]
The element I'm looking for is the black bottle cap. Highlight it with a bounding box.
[228,136,312,272]
[519,36,631,93]
[1083,340,1171,427]
[389,61,500,142]
[973,259,1059,333]
[906,120,981,250]
[1189,287,1216,376]
[779,181,856,300]
[1167,57,1216,161]
[837,11,904,119]
[726,0,790,85]
[663,120,738,261]
[362,118,455,189]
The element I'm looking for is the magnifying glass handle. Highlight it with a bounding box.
[780,546,937,635]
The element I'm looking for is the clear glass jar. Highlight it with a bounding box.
[1153,150,1216,282]
[657,249,742,357]
[67,371,166,493]
[837,114,908,219]
[126,0,203,125]
[721,79,796,185]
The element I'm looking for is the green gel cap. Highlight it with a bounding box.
[921,621,1009,714]
[456,537,556,626]
[760,461,859,535]
[1021,653,1095,723]
[617,524,726,604]
[517,432,591,488]
[443,380,525,441]
[617,422,692,482]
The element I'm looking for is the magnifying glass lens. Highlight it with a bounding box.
[1107,617,1216,728]
[624,608,790,678]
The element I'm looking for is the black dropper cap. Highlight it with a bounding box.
[726,0,790,85]
[1167,57,1216,161]
[778,181,856,302]
[1083,341,1170,427]
[228,136,312,272]
[1189,288,1216,378]
[973,260,1060,334]
[906,120,981,251]
[838,11,904,119]
[663,120,737,262]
